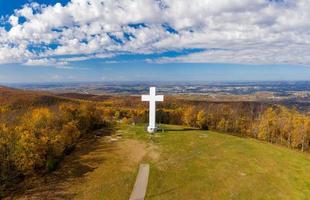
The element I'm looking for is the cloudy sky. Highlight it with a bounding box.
[0,0,310,83]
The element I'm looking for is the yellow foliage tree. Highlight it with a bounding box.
[14,108,54,172]
[217,118,229,132]
[182,106,197,127]
[59,121,80,154]
[258,107,278,142]
[196,110,208,129]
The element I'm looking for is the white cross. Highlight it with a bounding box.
[141,87,164,133]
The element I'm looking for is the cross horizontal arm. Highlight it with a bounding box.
[155,95,164,102]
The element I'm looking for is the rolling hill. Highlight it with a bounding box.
[8,124,310,200]
[0,86,70,108]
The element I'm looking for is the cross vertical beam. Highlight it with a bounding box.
[141,87,164,133]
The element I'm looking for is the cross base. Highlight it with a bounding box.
[147,126,158,133]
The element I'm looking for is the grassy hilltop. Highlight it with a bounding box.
[11,124,310,200]
[130,125,310,200]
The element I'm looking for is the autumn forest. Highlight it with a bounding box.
[0,86,309,197]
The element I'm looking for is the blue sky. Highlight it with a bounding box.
[0,0,310,83]
[1,62,310,83]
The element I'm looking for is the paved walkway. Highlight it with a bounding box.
[129,164,150,200]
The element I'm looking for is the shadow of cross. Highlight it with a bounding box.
[129,164,150,200]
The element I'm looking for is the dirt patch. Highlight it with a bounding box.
[116,139,148,167]
[146,144,160,162]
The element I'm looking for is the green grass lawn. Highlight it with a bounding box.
[12,124,310,200]
[123,124,310,200]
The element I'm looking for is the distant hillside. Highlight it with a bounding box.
[0,86,70,108]
[56,93,112,101]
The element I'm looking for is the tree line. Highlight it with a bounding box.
[98,98,310,152]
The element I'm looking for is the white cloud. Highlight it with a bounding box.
[55,65,74,69]
[9,16,19,26]
[153,46,310,65]
[24,58,68,66]
[0,0,310,65]
[0,43,34,63]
